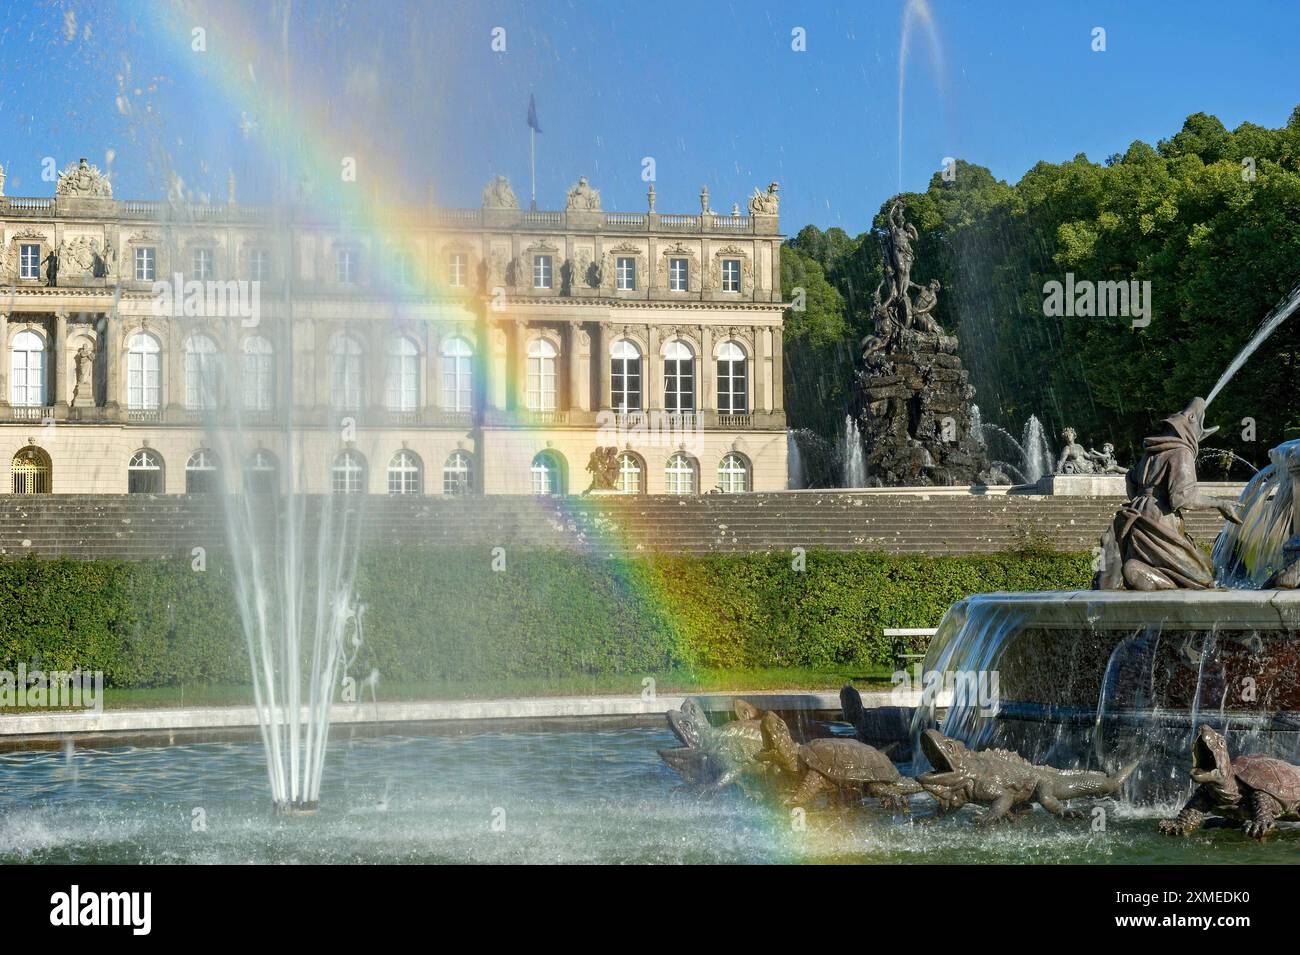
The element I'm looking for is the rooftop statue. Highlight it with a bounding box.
[1093,397,1243,590]
[481,175,519,210]
[565,176,601,211]
[56,157,113,198]
[747,181,780,216]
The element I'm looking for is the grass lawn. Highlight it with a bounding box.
[85,666,896,711]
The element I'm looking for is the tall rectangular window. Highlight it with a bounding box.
[249,248,271,282]
[134,247,156,281]
[336,248,357,284]
[532,254,553,289]
[192,248,214,281]
[448,253,467,288]
[721,259,741,292]
[19,244,40,280]
[669,258,688,292]
[616,257,636,291]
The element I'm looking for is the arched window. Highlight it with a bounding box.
[718,453,749,494]
[443,450,473,495]
[665,452,696,495]
[385,337,420,412]
[185,449,220,494]
[610,340,642,412]
[616,452,643,494]
[244,449,279,494]
[11,446,51,494]
[331,449,367,494]
[526,338,558,412]
[128,449,165,494]
[10,330,46,407]
[441,338,473,412]
[530,450,565,496]
[241,336,274,411]
[329,335,364,410]
[716,341,748,414]
[387,449,422,494]
[663,340,695,412]
[127,333,162,410]
[184,335,221,410]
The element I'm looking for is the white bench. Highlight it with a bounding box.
[883,627,938,671]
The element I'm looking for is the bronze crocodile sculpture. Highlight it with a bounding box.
[917,729,1137,823]
[1160,724,1300,839]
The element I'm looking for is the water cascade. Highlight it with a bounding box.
[841,414,868,488]
[787,430,806,489]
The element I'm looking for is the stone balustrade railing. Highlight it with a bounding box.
[0,196,779,234]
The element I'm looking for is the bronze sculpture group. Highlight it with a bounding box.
[658,688,1298,839]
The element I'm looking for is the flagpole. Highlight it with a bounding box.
[530,125,536,210]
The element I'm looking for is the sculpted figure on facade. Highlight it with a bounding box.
[748,181,780,216]
[72,341,95,406]
[481,175,519,210]
[565,176,601,212]
[56,158,113,198]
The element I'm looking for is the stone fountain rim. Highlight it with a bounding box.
[947,588,1300,630]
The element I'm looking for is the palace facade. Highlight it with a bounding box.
[0,160,787,496]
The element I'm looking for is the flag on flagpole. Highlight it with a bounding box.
[527,94,542,134]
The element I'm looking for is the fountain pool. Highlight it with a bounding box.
[1,722,1294,864]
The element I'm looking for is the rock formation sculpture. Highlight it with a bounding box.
[847,200,989,486]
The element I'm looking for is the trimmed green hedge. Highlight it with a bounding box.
[0,549,1092,686]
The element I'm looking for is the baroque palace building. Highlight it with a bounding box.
[0,159,787,496]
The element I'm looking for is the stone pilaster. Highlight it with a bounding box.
[645,323,661,411]
[54,311,69,411]
[596,322,613,411]
[514,320,529,411]
[103,311,120,412]
[567,321,584,412]
[699,325,714,412]
[754,324,768,413]
[772,325,784,413]
[0,312,8,411]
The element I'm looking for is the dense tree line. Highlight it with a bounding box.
[783,109,1300,473]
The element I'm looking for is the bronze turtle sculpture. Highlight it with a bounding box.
[658,698,766,793]
[757,711,921,809]
[1159,724,1300,839]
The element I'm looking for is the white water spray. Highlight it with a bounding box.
[841,414,868,487]
[1206,281,1300,406]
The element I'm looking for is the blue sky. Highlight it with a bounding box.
[2,0,1298,234]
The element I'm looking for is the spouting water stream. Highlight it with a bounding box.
[1205,281,1300,406]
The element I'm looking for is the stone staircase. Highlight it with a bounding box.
[0,492,1230,560]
